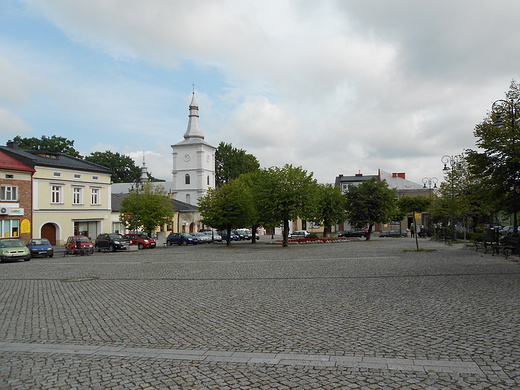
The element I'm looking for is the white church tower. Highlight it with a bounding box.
[171,92,216,205]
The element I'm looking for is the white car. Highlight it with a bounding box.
[203,231,222,242]
[290,230,310,238]
[191,232,213,244]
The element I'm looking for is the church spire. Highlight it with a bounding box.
[140,153,149,183]
[183,92,205,140]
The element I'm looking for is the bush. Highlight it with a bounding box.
[307,233,319,238]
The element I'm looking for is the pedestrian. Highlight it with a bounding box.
[410,223,415,238]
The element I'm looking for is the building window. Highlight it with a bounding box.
[207,175,210,185]
[91,188,100,205]
[186,194,191,204]
[74,174,82,179]
[1,185,17,201]
[92,175,99,181]
[1,219,19,237]
[72,187,83,205]
[53,172,62,177]
[51,185,63,204]
[185,174,190,185]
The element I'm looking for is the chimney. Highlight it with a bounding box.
[392,173,397,178]
[397,173,406,179]
[338,174,343,177]
[355,173,363,177]
[6,141,19,149]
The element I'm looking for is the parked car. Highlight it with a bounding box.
[65,235,94,255]
[123,233,156,249]
[290,230,310,239]
[338,228,368,238]
[27,238,54,258]
[167,232,199,246]
[95,233,130,252]
[380,229,408,237]
[500,226,514,236]
[0,238,31,262]
[220,231,240,241]
[191,232,213,244]
[202,231,222,242]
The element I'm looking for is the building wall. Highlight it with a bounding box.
[0,169,33,243]
[32,166,112,245]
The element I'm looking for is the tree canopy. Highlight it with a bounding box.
[309,183,348,236]
[255,164,317,246]
[215,142,260,187]
[465,80,520,229]
[198,179,256,246]
[119,183,175,234]
[10,135,82,158]
[344,178,397,240]
[85,151,142,183]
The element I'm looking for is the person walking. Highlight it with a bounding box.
[410,223,415,238]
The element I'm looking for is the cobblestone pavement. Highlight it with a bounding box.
[1,237,520,389]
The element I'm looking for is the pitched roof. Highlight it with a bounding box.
[0,146,112,174]
[0,151,35,173]
[111,193,198,213]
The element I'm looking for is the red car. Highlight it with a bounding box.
[65,235,94,255]
[123,233,156,249]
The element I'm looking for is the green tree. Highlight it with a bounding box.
[466,80,520,230]
[119,182,175,235]
[11,135,82,158]
[198,179,255,246]
[344,178,397,240]
[85,151,142,183]
[397,196,431,250]
[215,142,260,187]
[255,165,318,247]
[309,184,348,236]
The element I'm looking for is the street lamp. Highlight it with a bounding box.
[491,98,519,235]
[422,177,438,236]
[131,179,143,235]
[442,155,461,241]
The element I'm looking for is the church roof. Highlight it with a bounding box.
[183,93,205,140]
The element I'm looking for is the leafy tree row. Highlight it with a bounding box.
[10,135,159,183]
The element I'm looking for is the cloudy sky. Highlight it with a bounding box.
[1,0,520,185]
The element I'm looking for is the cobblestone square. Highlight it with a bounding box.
[1,238,519,389]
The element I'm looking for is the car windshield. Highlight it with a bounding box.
[108,234,123,239]
[74,237,90,242]
[30,239,51,245]
[0,239,25,248]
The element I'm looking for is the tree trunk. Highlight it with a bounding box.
[283,219,289,247]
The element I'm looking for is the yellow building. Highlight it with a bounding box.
[0,143,112,245]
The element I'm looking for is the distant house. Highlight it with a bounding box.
[0,150,35,243]
[335,169,430,232]
[0,143,112,245]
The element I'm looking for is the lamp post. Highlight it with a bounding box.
[491,98,519,235]
[442,155,461,241]
[422,177,438,236]
[131,180,143,235]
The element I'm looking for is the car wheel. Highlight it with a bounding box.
[49,254,54,258]
[24,257,31,261]
[167,241,172,246]
[138,243,144,250]
[95,244,100,252]
[110,244,116,252]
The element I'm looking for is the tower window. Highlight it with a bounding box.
[185,174,190,185]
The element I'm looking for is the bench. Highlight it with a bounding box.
[502,235,519,259]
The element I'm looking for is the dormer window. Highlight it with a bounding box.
[53,172,62,177]
[74,174,82,179]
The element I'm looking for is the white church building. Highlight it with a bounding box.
[171,92,216,205]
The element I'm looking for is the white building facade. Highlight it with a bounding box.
[171,93,216,205]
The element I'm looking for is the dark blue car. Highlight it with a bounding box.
[166,232,199,246]
[27,238,54,258]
